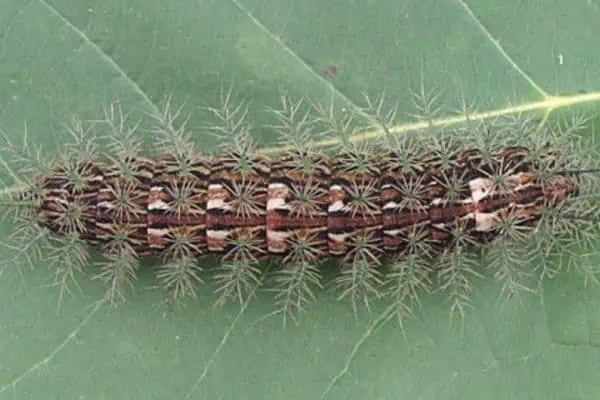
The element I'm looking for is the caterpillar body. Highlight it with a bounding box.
[32,146,577,263]
[3,94,600,323]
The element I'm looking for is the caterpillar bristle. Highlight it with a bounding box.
[213,259,263,308]
[163,179,205,218]
[311,95,360,147]
[407,76,444,125]
[93,249,139,305]
[100,102,143,161]
[9,209,49,263]
[1,86,600,326]
[147,96,195,158]
[335,257,384,318]
[156,255,204,302]
[485,237,535,302]
[47,233,89,312]
[449,89,479,123]
[206,87,254,149]
[268,261,323,327]
[360,92,400,143]
[62,114,99,164]
[436,247,480,323]
[287,179,328,218]
[384,253,433,325]
[0,125,53,179]
[267,94,316,150]
[0,216,49,280]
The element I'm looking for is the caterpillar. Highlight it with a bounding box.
[2,91,600,325]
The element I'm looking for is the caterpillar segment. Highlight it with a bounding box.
[35,160,104,244]
[266,151,330,264]
[328,150,383,264]
[147,153,211,258]
[206,151,271,264]
[94,156,155,255]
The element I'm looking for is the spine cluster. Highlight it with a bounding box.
[3,92,600,324]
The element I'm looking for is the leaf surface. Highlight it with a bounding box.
[1,1,600,399]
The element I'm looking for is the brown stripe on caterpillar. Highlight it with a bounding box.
[381,148,444,255]
[328,149,383,264]
[426,148,536,248]
[147,153,211,259]
[266,151,330,263]
[95,156,155,255]
[36,160,104,243]
[380,146,542,255]
[206,152,270,261]
[473,173,580,233]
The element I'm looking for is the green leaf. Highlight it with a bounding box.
[2,0,600,399]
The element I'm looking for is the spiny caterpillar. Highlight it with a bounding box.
[1,89,600,326]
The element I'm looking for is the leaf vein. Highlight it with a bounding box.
[320,305,395,399]
[182,284,259,400]
[263,91,600,152]
[455,0,549,98]
[0,300,103,394]
[37,0,163,116]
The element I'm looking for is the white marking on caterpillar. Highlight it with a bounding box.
[267,198,287,210]
[97,201,115,209]
[328,201,345,212]
[148,228,169,236]
[328,232,347,241]
[207,199,231,210]
[267,230,289,241]
[207,230,229,240]
[268,183,287,190]
[469,178,493,203]
[383,201,401,209]
[475,210,503,232]
[148,200,169,210]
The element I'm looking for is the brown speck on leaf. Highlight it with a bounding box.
[323,65,338,79]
